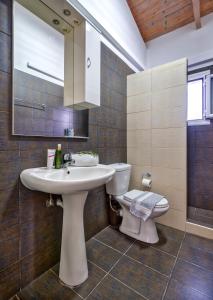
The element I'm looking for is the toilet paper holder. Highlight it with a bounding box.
[142,172,151,178]
[141,172,152,189]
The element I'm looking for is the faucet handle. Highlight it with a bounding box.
[63,153,72,163]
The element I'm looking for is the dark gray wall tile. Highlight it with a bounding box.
[0,2,133,297]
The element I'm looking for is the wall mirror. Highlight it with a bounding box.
[12,0,88,138]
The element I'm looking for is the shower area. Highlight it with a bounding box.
[187,66,213,229]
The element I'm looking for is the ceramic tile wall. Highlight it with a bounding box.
[127,59,187,231]
[0,1,133,298]
[13,69,88,137]
[188,122,213,210]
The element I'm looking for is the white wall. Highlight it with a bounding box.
[14,2,64,85]
[77,0,147,70]
[147,13,213,68]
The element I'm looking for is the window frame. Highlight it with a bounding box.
[187,70,210,124]
[206,74,213,118]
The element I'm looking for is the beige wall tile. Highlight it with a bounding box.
[152,148,186,169]
[127,93,151,113]
[152,185,186,212]
[127,70,151,96]
[127,130,136,148]
[152,60,187,91]
[156,208,186,231]
[152,85,187,111]
[152,167,186,191]
[137,130,151,148]
[127,147,151,167]
[127,58,187,233]
[127,111,151,130]
[152,107,186,129]
[127,147,137,165]
[130,165,152,190]
[137,111,151,129]
[127,113,137,130]
[152,128,186,148]
[166,187,186,212]
[127,129,151,150]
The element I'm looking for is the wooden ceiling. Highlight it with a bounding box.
[127,0,213,42]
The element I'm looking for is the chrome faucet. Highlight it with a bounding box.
[63,153,75,173]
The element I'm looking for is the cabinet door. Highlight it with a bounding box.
[85,22,100,107]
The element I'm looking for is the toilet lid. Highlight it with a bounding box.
[155,198,168,208]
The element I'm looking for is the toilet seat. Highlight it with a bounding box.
[116,190,169,209]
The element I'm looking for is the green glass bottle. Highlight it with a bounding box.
[55,144,62,169]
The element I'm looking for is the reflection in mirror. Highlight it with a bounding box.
[12,0,88,138]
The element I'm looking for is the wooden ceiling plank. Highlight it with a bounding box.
[192,0,201,28]
[134,1,192,25]
[128,0,213,41]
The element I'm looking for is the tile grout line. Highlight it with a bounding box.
[84,239,136,299]
[170,277,213,299]
[150,244,177,258]
[162,231,186,300]
[178,257,213,273]
[92,236,170,279]
[92,237,123,254]
[110,273,150,300]
[123,253,169,278]
[49,269,84,299]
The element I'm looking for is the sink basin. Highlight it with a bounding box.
[20,164,115,287]
[20,164,115,194]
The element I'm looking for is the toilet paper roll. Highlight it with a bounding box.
[142,177,152,188]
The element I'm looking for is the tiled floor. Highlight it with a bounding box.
[188,206,213,228]
[13,224,213,300]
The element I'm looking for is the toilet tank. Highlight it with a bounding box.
[106,163,131,196]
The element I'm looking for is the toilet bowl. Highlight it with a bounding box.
[106,163,169,244]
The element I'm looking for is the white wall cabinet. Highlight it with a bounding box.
[64,20,101,110]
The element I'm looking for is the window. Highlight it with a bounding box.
[187,70,211,123]
[187,79,203,121]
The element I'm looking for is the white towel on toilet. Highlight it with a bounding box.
[124,189,144,202]
[130,192,164,221]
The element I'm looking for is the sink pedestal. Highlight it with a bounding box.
[59,191,88,287]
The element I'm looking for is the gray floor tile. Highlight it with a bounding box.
[87,275,146,300]
[86,238,122,272]
[95,226,134,253]
[156,223,185,242]
[126,241,176,276]
[17,271,81,300]
[183,233,213,253]
[73,262,106,298]
[164,278,212,300]
[172,259,213,299]
[179,240,213,271]
[153,223,184,256]
[110,255,168,300]
[51,261,106,298]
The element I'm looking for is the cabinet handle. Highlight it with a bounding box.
[87,57,91,68]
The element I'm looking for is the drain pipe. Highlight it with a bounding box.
[56,198,63,208]
[46,194,55,207]
[109,195,121,216]
[46,194,63,208]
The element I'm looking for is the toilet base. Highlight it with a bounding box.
[120,219,159,244]
[119,205,159,244]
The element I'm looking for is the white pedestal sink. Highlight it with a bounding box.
[20,165,115,287]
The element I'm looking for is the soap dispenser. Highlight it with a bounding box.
[55,144,62,169]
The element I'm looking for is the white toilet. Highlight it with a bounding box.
[106,163,169,244]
